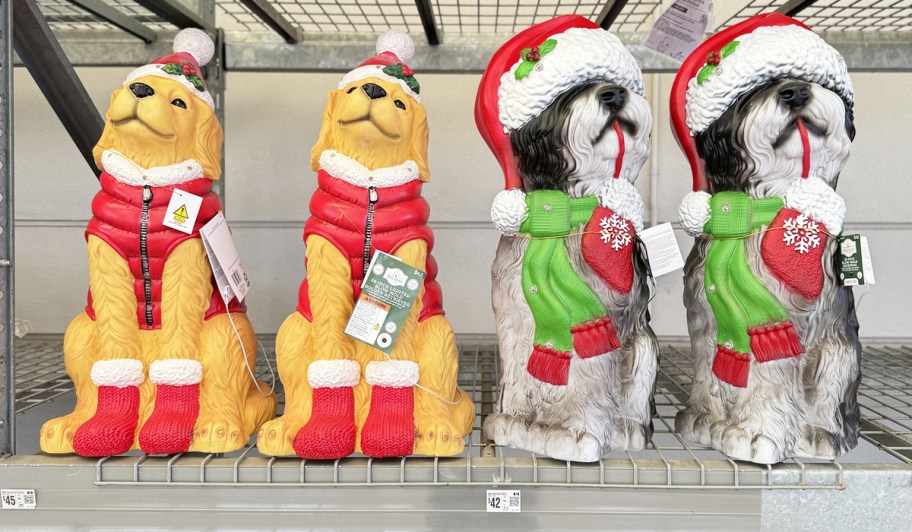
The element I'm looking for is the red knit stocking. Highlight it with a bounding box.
[360,385,416,458]
[293,386,356,459]
[139,384,201,454]
[73,385,140,457]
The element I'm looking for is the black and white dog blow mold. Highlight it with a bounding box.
[670,14,860,464]
[475,15,658,462]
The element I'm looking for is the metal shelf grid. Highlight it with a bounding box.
[14,336,912,489]
[218,0,425,33]
[720,0,912,31]
[34,0,179,32]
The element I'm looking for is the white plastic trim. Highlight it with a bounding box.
[365,360,419,388]
[101,150,204,187]
[308,359,361,389]
[599,178,645,232]
[491,188,528,236]
[679,190,713,237]
[783,176,846,232]
[90,359,144,388]
[337,65,421,103]
[124,64,215,110]
[498,27,644,132]
[149,358,203,386]
[686,25,853,135]
[319,150,419,189]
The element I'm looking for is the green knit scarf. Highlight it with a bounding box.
[520,190,606,353]
[703,191,787,354]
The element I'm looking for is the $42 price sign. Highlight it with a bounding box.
[486,489,520,512]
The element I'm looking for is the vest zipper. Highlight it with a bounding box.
[140,185,154,327]
[363,186,378,277]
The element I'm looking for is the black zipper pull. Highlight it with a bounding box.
[363,186,378,278]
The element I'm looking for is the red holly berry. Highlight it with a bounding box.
[531,46,540,54]
[402,65,414,76]
[706,51,722,66]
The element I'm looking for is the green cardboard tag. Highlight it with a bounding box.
[344,251,425,353]
[837,234,865,286]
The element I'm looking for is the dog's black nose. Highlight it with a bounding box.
[129,82,155,99]
[779,82,811,109]
[362,83,387,100]
[598,86,627,112]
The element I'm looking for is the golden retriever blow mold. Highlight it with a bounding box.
[475,16,659,462]
[257,31,474,459]
[40,29,276,456]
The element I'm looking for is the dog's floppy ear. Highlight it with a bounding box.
[409,104,430,181]
[92,90,120,171]
[195,109,224,179]
[311,90,340,172]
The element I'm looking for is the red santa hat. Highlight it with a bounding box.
[124,28,215,110]
[475,14,644,191]
[338,30,421,103]
[670,13,854,192]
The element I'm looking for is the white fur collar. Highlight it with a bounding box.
[101,150,204,187]
[319,150,419,188]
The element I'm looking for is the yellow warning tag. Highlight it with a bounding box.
[173,204,189,223]
[163,189,203,234]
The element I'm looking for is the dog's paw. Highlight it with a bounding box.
[190,416,246,454]
[414,420,466,457]
[749,434,786,464]
[483,412,528,444]
[675,408,715,445]
[40,413,93,454]
[608,418,649,451]
[255,416,305,456]
[794,426,840,460]
[526,421,602,462]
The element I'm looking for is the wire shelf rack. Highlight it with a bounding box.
[13,335,912,489]
[720,0,912,32]
[34,0,179,32]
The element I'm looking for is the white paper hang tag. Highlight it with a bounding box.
[860,236,875,285]
[163,188,204,234]
[645,0,713,61]
[639,222,685,277]
[200,212,250,303]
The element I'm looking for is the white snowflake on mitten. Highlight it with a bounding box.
[599,213,633,251]
[782,213,821,254]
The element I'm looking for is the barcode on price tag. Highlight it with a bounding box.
[1,489,37,510]
[486,489,520,512]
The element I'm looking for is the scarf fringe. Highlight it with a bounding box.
[571,316,622,359]
[712,345,750,388]
[527,345,571,386]
[749,322,803,363]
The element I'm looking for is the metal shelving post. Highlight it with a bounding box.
[0,0,13,458]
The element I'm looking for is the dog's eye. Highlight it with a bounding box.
[171,98,187,109]
[346,87,357,94]
[394,99,406,110]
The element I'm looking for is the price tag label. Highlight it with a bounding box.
[639,222,685,277]
[200,212,250,303]
[1,489,37,510]
[486,489,521,513]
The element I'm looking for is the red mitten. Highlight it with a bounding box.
[761,208,827,299]
[581,206,635,294]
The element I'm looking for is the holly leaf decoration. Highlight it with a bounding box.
[697,65,716,84]
[514,61,535,81]
[186,74,205,92]
[720,40,740,59]
[382,63,421,94]
[538,39,557,55]
[161,63,183,76]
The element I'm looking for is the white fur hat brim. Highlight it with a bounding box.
[498,27,644,133]
[686,24,853,134]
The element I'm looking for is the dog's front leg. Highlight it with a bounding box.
[70,236,145,456]
[136,239,212,454]
[358,240,429,457]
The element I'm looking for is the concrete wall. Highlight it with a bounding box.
[13,68,912,338]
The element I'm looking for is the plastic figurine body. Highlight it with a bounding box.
[40,29,276,456]
[257,31,474,459]
[671,14,860,464]
[475,15,658,462]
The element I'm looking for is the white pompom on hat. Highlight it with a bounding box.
[123,28,215,109]
[338,30,421,103]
